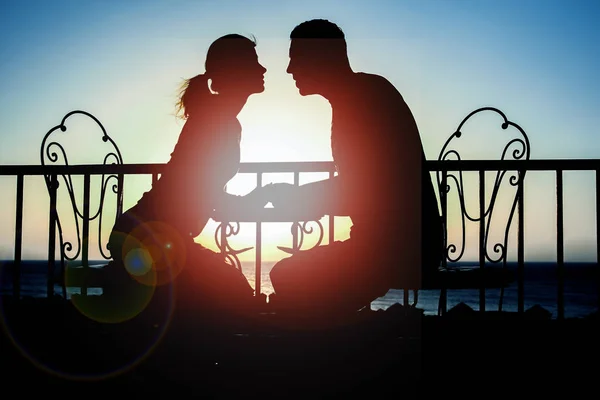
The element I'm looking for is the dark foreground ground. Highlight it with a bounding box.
[0,295,598,398]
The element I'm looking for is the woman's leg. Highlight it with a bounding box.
[173,243,255,322]
[101,210,176,324]
[107,211,256,327]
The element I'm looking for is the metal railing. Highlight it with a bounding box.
[1,159,599,318]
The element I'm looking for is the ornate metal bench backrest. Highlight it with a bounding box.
[40,110,124,296]
[436,107,530,308]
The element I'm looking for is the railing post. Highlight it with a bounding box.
[13,174,24,299]
[81,173,91,296]
[117,173,124,218]
[328,170,335,245]
[47,174,57,298]
[556,170,564,320]
[220,223,227,261]
[292,171,300,251]
[439,169,448,316]
[479,169,485,314]
[517,169,525,314]
[255,173,262,297]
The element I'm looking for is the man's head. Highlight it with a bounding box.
[287,19,352,96]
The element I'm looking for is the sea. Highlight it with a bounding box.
[0,260,597,319]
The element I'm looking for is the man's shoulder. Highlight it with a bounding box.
[355,71,390,83]
[355,72,397,88]
[354,72,403,100]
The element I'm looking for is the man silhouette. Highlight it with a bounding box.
[269,19,442,318]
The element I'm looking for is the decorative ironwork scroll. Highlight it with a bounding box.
[277,220,325,254]
[437,107,530,266]
[40,110,124,294]
[214,221,252,271]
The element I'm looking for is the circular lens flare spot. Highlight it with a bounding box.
[124,248,153,277]
[67,266,156,325]
[124,221,187,287]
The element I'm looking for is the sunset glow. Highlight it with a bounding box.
[0,1,599,264]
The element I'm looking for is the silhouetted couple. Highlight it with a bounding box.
[106,19,442,329]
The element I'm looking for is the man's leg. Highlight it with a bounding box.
[269,239,390,316]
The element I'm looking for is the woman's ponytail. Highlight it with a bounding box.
[175,73,211,119]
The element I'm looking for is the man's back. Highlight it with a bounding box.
[331,73,422,227]
[331,72,442,284]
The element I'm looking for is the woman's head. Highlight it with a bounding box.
[176,34,266,119]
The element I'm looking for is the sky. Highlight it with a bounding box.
[0,0,599,263]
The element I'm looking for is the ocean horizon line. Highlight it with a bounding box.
[2,259,597,319]
[1,259,598,265]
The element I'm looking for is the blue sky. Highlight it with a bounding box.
[0,0,599,261]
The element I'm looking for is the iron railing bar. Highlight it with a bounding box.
[4,159,600,176]
[255,173,262,297]
[292,172,300,252]
[556,170,565,320]
[0,162,336,175]
[243,162,337,174]
[517,170,525,313]
[479,170,485,313]
[81,173,91,296]
[117,173,124,218]
[13,174,24,299]
[328,170,335,246]
[47,174,57,298]
[439,170,448,316]
[0,164,165,175]
[427,160,600,171]
[221,225,227,265]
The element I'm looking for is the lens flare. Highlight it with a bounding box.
[124,247,153,277]
[0,217,195,382]
[66,261,157,325]
[123,221,187,287]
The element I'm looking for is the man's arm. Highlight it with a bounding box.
[273,175,353,216]
[214,184,273,213]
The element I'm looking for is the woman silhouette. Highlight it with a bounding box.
[105,34,268,325]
